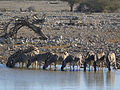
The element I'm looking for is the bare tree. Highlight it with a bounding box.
[0,16,47,40]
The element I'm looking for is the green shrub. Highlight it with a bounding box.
[105,0,120,12]
[60,0,81,11]
[76,0,120,13]
[0,8,7,12]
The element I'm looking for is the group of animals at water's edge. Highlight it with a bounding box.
[6,46,118,71]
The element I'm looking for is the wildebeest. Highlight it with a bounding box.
[27,52,54,68]
[43,54,58,70]
[84,51,97,71]
[6,46,39,68]
[106,52,117,71]
[61,55,74,71]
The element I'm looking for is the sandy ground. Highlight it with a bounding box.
[0,1,69,12]
[0,1,120,65]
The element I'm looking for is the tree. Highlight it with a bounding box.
[76,0,108,12]
[76,0,120,13]
[104,0,120,12]
[60,0,81,11]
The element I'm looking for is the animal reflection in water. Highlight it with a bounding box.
[84,71,104,88]
[83,71,115,88]
[6,48,118,71]
[106,71,115,86]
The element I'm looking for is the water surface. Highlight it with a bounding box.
[0,64,120,90]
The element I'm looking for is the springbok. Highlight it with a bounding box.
[106,52,117,71]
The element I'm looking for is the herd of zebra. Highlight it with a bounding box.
[6,46,117,71]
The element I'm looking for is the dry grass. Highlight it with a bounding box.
[40,44,70,49]
[106,38,120,43]
[15,43,70,49]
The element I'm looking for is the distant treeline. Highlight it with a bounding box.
[0,0,120,13]
[76,0,120,13]
[60,0,120,13]
[0,0,54,1]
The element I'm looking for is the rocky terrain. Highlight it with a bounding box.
[0,1,120,67]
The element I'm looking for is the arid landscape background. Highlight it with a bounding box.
[0,1,120,90]
[0,0,120,67]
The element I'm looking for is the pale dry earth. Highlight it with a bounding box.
[0,1,120,66]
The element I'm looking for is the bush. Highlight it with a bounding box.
[0,8,6,12]
[76,0,120,13]
[105,0,120,12]
[60,0,80,11]
[27,6,36,12]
